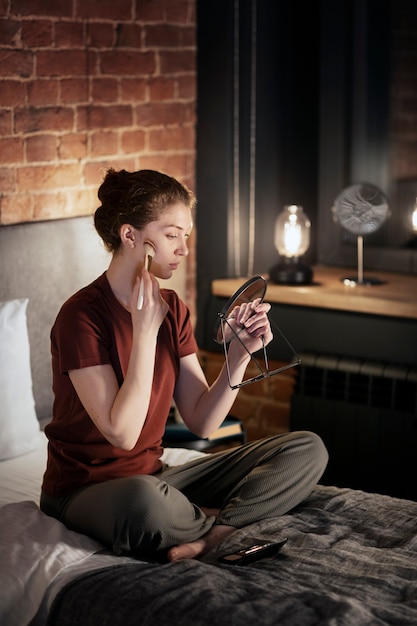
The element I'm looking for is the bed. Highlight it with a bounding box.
[1,217,417,626]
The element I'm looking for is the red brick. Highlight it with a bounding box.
[148,126,194,151]
[54,21,85,48]
[58,132,88,160]
[0,80,26,106]
[0,110,12,135]
[0,49,34,78]
[87,50,99,75]
[86,22,115,48]
[271,373,297,403]
[177,74,195,99]
[91,78,119,103]
[135,101,195,126]
[135,0,193,24]
[182,25,196,47]
[391,140,417,178]
[90,130,118,157]
[100,50,155,76]
[134,0,166,22]
[64,202,94,218]
[25,134,57,162]
[33,189,97,221]
[27,79,59,106]
[138,152,193,180]
[259,400,290,434]
[120,77,147,102]
[187,0,196,25]
[77,105,132,130]
[11,0,72,17]
[0,137,24,163]
[165,0,194,24]
[0,167,16,193]
[149,77,175,101]
[60,78,89,104]
[159,49,195,74]
[145,24,184,48]
[134,0,165,21]
[15,106,74,133]
[0,192,33,225]
[66,186,97,216]
[121,129,145,153]
[83,158,135,185]
[17,163,81,190]
[76,0,132,20]
[32,190,68,220]
[0,17,20,45]
[0,0,8,17]
[21,19,53,47]
[115,23,142,48]
[36,50,88,77]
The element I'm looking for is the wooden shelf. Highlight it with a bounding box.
[212,265,417,321]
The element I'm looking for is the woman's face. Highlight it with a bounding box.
[139,203,193,280]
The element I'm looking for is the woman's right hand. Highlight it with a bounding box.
[130,269,169,335]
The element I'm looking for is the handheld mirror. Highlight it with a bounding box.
[213,276,301,389]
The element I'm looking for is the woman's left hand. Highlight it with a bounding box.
[226,298,273,355]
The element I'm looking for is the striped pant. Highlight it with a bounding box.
[40,431,328,558]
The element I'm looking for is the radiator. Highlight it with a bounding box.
[290,352,417,501]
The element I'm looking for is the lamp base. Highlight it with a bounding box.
[269,259,313,285]
[341,276,385,287]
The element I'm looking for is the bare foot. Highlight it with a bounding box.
[201,507,220,518]
[167,524,236,562]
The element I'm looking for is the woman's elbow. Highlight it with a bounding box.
[115,437,137,451]
[104,427,138,451]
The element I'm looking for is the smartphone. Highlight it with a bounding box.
[218,538,288,566]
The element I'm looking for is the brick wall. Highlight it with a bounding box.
[199,350,298,441]
[390,0,417,179]
[0,0,196,226]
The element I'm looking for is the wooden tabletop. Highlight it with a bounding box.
[212,265,417,320]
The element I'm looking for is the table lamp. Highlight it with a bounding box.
[269,204,313,285]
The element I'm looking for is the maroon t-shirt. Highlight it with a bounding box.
[42,273,197,497]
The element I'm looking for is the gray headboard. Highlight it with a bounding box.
[0,217,109,421]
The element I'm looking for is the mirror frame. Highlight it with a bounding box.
[214,276,301,390]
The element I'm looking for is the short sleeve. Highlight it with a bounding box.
[51,296,111,375]
[162,289,198,358]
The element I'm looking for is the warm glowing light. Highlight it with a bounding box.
[412,199,417,233]
[283,219,302,255]
[274,205,310,258]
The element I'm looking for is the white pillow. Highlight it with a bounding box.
[0,298,41,460]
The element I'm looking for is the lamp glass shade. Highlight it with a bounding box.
[412,199,417,233]
[274,205,310,257]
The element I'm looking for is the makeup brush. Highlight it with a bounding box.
[137,241,156,310]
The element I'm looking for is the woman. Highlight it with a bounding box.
[41,168,328,562]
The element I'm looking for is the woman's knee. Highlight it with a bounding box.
[111,475,211,556]
[109,475,176,555]
[295,430,329,477]
[115,475,171,522]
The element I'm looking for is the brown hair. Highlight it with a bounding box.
[94,169,196,253]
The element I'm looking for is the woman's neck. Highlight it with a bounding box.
[106,256,137,310]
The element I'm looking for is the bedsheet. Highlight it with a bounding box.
[47,485,417,626]
[2,435,417,625]
[0,433,207,626]
[0,500,102,626]
[0,432,46,507]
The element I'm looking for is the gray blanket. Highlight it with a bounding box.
[47,485,417,625]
